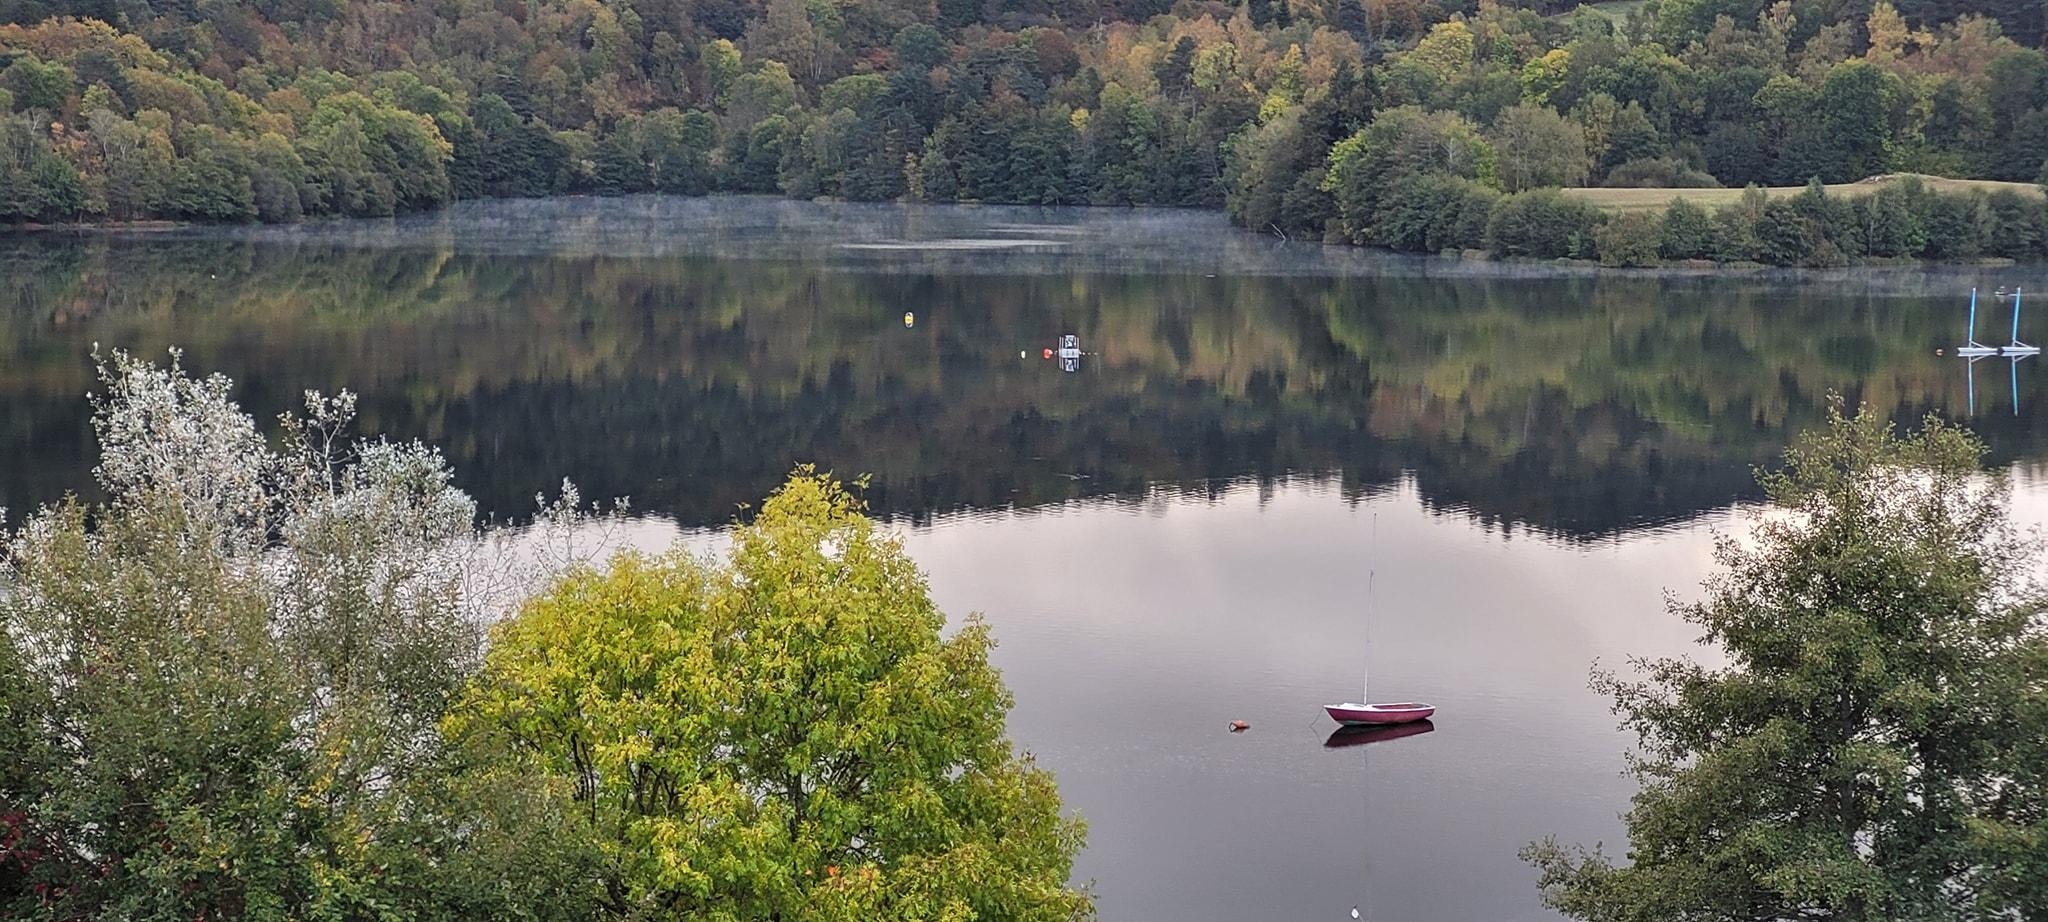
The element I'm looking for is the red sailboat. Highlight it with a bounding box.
[1324,531,1436,727]
[1324,701,1436,726]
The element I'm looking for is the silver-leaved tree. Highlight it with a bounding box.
[1,350,608,920]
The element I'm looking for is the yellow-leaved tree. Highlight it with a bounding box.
[453,469,1091,920]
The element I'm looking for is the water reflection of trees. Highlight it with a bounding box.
[0,237,2035,538]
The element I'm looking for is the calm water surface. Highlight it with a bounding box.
[5,198,2048,919]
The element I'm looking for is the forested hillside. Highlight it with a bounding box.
[1,0,2046,264]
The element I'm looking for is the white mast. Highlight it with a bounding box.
[1362,569,1372,704]
[1364,513,1376,704]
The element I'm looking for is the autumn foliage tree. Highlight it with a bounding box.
[453,469,1092,920]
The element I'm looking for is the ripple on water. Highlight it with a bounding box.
[837,238,1065,250]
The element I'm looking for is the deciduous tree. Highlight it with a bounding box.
[453,470,1093,921]
[1526,403,2048,921]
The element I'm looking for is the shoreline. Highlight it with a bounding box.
[2,195,2037,277]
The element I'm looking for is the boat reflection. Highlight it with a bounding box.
[1323,720,1435,748]
[1960,286,2037,417]
[1965,353,2033,417]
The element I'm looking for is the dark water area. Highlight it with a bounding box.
[5,197,2048,919]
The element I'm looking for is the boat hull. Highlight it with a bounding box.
[1324,702,1436,726]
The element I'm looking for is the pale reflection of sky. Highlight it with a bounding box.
[903,478,1719,922]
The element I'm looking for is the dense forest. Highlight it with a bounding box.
[2,0,2047,264]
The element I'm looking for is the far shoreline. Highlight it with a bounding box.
[1,194,2038,279]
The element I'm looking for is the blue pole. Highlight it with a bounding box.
[2014,287,2024,344]
[1969,288,1979,344]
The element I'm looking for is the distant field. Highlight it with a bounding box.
[1562,174,2046,213]
[1581,0,1647,22]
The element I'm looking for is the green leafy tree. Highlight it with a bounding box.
[164,145,257,222]
[1485,188,1601,258]
[1856,182,1928,257]
[1081,82,1160,204]
[1754,197,1818,266]
[1526,403,2048,921]
[1489,103,1589,192]
[1373,171,1498,252]
[1594,210,1661,266]
[1817,60,1902,183]
[1224,108,1332,236]
[1324,105,1495,244]
[701,39,744,105]
[724,62,801,129]
[452,470,1092,920]
[1658,198,1713,260]
[472,94,567,198]
[1922,191,1986,259]
[0,114,83,222]
[731,113,794,192]
[0,54,72,113]
[592,122,650,194]
[643,108,719,194]
[1603,156,1717,188]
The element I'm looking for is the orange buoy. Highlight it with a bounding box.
[1042,347,1054,359]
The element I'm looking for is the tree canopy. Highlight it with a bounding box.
[454,470,1091,919]
[1525,400,2048,919]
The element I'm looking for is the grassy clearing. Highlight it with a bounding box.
[1580,0,1647,22]
[1562,174,2045,213]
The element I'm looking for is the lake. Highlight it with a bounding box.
[4,197,2047,920]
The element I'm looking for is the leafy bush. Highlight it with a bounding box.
[1604,156,1721,189]
[1923,192,1986,259]
[1980,189,2048,258]
[1659,198,1714,260]
[1856,184,1927,257]
[1596,210,1664,266]
[1755,199,1819,266]
[1375,172,1500,252]
[1486,189,1603,258]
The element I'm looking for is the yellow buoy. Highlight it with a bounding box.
[903,311,915,328]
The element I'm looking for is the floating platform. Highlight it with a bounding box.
[1959,287,2039,357]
